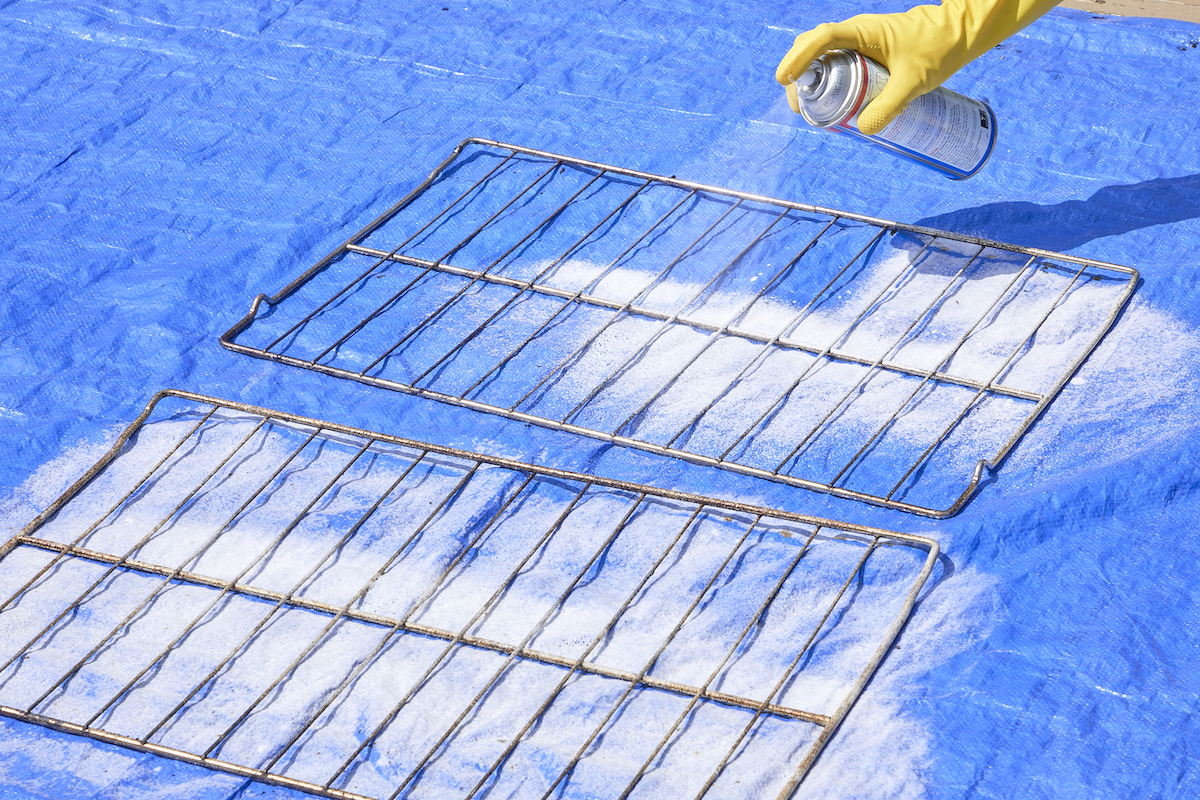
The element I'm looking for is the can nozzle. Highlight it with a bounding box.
[795,63,824,100]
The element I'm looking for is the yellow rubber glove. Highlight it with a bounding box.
[775,0,1060,135]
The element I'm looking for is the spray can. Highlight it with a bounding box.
[793,49,997,180]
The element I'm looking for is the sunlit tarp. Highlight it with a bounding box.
[2,0,1199,797]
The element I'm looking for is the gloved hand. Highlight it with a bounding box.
[775,0,1060,135]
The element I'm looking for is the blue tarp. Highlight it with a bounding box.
[2,0,1200,797]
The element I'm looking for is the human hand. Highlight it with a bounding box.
[776,0,1060,135]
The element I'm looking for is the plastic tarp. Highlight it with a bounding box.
[1,0,1199,797]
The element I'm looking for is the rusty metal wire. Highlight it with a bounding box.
[0,390,936,799]
[220,139,1137,517]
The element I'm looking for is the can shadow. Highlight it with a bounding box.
[913,173,1200,253]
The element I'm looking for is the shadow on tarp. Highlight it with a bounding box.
[915,173,1200,253]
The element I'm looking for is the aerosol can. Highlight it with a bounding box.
[792,49,997,180]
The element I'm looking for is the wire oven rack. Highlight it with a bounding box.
[221,139,1138,518]
[0,390,937,800]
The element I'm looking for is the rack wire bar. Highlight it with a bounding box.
[1,390,936,799]
[220,139,1138,517]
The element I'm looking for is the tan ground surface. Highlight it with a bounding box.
[1059,0,1200,24]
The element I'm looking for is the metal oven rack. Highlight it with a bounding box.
[0,390,937,799]
[220,139,1137,517]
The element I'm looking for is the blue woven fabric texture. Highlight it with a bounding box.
[2,1,1200,797]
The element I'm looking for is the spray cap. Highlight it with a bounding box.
[795,62,825,100]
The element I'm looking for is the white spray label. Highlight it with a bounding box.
[796,50,997,180]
